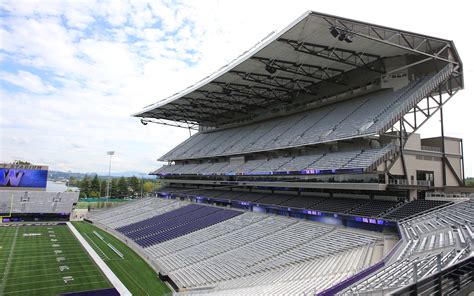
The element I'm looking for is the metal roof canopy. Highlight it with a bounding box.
[133,11,462,129]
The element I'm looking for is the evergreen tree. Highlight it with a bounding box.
[80,175,92,197]
[130,176,140,193]
[100,179,107,197]
[110,178,119,198]
[68,176,77,187]
[91,175,100,196]
[118,177,128,197]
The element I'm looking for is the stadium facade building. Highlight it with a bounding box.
[82,11,474,295]
[135,11,466,201]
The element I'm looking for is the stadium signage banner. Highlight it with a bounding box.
[0,168,48,188]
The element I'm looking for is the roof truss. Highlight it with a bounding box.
[195,90,266,109]
[319,14,458,65]
[230,70,317,94]
[210,81,290,103]
[251,56,347,86]
[278,38,384,73]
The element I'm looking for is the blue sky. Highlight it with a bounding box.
[0,0,473,176]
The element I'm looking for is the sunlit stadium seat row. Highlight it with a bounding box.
[160,75,434,161]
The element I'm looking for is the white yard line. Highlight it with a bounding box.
[84,233,110,260]
[66,222,132,296]
[0,226,19,295]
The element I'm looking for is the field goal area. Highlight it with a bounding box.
[0,223,113,296]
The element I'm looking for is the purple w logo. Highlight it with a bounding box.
[0,170,25,187]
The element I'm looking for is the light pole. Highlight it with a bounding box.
[106,151,115,199]
[139,173,144,198]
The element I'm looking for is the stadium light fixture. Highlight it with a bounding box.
[330,26,339,38]
[330,26,354,43]
[338,32,346,41]
[265,64,277,74]
[106,151,115,199]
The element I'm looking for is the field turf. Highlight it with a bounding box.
[0,224,112,296]
[72,221,171,295]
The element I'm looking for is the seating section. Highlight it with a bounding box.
[309,198,368,214]
[115,204,242,247]
[160,75,434,161]
[350,200,400,217]
[154,145,393,176]
[89,197,184,229]
[150,214,379,292]
[90,197,380,294]
[383,199,452,220]
[160,188,408,219]
[344,199,474,295]
[0,190,79,214]
[88,194,471,295]
[184,245,373,295]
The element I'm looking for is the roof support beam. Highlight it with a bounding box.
[210,81,289,103]
[230,70,317,94]
[138,118,199,130]
[383,72,458,137]
[195,90,265,109]
[167,103,234,120]
[150,108,212,124]
[278,38,384,73]
[251,57,347,86]
[321,16,457,65]
[181,97,248,115]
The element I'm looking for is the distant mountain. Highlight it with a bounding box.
[97,171,155,178]
[48,170,155,180]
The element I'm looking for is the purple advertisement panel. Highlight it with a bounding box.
[0,168,48,188]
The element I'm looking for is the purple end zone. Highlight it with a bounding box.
[60,288,120,296]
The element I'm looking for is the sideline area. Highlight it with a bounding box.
[67,222,132,296]
[72,221,171,295]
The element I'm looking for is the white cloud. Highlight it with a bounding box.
[0,70,57,94]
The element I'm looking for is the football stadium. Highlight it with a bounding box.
[2,10,474,296]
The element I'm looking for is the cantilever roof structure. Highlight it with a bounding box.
[133,10,463,128]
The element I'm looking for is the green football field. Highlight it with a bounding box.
[72,221,171,295]
[0,224,112,296]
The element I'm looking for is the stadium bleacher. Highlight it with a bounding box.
[159,76,435,162]
[383,199,452,221]
[159,187,425,219]
[155,144,394,176]
[88,196,473,294]
[89,198,381,293]
[342,199,473,295]
[116,204,242,247]
[0,191,79,214]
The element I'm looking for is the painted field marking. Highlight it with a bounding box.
[67,222,131,296]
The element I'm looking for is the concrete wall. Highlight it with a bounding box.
[379,133,462,187]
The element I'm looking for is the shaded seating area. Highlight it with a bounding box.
[159,187,451,221]
[349,200,400,217]
[383,199,452,220]
[309,198,367,214]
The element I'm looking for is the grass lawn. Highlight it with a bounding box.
[72,221,171,296]
[0,224,112,296]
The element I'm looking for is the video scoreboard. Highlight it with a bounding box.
[0,164,48,189]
